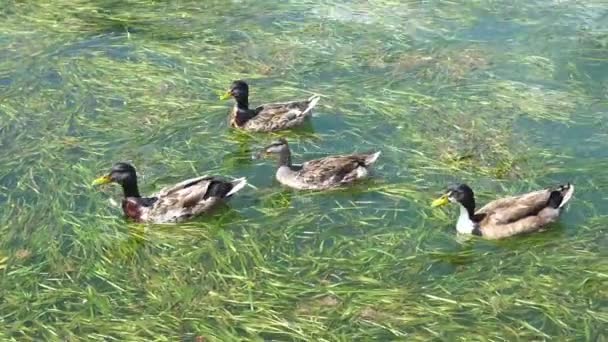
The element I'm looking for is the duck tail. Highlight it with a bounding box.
[547,183,574,209]
[225,177,248,198]
[364,151,381,166]
[557,183,574,208]
[302,95,321,117]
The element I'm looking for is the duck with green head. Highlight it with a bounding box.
[92,162,247,223]
[431,183,574,239]
[220,80,320,132]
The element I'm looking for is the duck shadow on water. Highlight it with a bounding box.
[210,172,387,225]
[269,176,385,197]
[427,222,569,267]
[490,222,569,249]
[244,178,388,222]
[221,121,319,169]
[107,203,247,256]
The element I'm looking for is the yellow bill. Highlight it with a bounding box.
[431,194,449,208]
[219,91,232,100]
[92,175,112,186]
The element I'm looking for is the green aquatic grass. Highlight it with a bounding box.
[1,0,607,340]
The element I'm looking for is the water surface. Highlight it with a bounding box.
[0,0,607,340]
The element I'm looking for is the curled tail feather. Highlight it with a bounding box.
[225,178,247,198]
[204,178,247,200]
[364,151,381,166]
[301,95,320,117]
[558,183,574,209]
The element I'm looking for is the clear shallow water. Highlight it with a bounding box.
[0,1,607,340]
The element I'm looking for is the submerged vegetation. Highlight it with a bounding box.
[0,0,607,340]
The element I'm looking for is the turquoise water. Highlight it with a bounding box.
[0,1,607,340]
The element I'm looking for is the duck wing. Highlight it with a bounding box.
[148,176,247,223]
[245,95,320,131]
[298,152,380,186]
[476,189,551,224]
[256,95,320,116]
[477,184,574,239]
[154,175,214,198]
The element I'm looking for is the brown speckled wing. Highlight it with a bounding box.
[244,99,313,131]
[298,155,367,185]
[147,176,216,222]
[257,100,310,113]
[155,175,215,198]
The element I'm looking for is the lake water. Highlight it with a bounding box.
[0,1,606,340]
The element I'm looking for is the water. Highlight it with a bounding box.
[1,1,607,340]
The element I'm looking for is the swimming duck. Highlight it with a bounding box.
[431,183,574,239]
[92,163,247,223]
[220,80,320,132]
[258,138,381,190]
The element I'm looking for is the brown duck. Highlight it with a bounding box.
[258,138,381,190]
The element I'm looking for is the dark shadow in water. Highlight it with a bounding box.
[108,202,242,258]
[259,187,296,210]
[490,222,569,249]
[428,237,478,266]
[223,120,318,168]
[428,221,569,267]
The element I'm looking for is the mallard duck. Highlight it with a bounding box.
[258,138,381,190]
[220,80,320,132]
[92,163,247,223]
[431,183,574,239]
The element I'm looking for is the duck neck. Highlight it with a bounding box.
[235,95,249,110]
[456,202,476,234]
[121,178,141,198]
[278,148,292,168]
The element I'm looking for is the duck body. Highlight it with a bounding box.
[222,80,320,132]
[93,163,247,224]
[129,175,246,223]
[261,139,380,190]
[432,183,574,239]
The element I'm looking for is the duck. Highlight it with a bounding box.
[220,80,320,132]
[431,183,574,239]
[92,162,247,223]
[258,138,381,190]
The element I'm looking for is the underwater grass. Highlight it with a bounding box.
[1,0,607,340]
